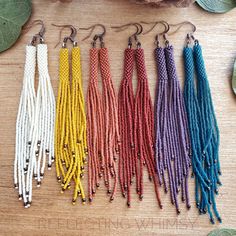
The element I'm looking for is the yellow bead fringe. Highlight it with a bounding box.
[55,47,87,204]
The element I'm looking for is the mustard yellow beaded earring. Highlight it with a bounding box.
[52,24,87,204]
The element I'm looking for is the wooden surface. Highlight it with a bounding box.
[0,1,236,235]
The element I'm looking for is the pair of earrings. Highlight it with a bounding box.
[53,24,87,204]
[85,24,120,203]
[14,20,55,208]
[148,21,191,214]
[183,28,221,224]
[115,23,162,208]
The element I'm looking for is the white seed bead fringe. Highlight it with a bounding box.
[14,44,55,208]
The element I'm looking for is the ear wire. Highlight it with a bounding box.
[80,24,106,47]
[52,23,78,48]
[111,23,142,48]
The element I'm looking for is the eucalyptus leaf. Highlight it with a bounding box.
[233,58,236,95]
[197,0,236,13]
[208,228,236,236]
[0,0,32,52]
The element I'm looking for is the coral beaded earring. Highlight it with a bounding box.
[80,24,120,203]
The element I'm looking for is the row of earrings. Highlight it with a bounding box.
[14,20,221,224]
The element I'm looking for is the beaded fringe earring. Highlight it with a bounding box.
[183,27,221,224]
[14,20,55,208]
[147,21,191,214]
[113,23,162,208]
[81,24,120,202]
[53,24,87,204]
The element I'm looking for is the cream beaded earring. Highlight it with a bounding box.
[14,20,55,208]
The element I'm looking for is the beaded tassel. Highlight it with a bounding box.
[15,45,36,208]
[71,47,87,204]
[55,47,69,185]
[159,44,191,213]
[154,46,169,195]
[87,48,103,201]
[87,37,119,202]
[134,47,162,208]
[34,44,55,186]
[99,47,120,200]
[183,39,221,224]
[118,48,135,205]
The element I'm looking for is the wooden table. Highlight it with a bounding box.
[0,0,236,235]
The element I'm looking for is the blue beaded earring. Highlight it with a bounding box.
[182,22,221,224]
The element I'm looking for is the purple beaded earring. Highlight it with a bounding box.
[142,21,191,214]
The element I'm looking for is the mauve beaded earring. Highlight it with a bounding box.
[143,21,191,214]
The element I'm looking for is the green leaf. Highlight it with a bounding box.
[208,228,236,236]
[233,59,236,95]
[0,0,32,52]
[197,0,236,13]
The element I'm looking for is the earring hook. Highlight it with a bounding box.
[52,23,77,48]
[79,24,106,42]
[141,21,169,35]
[168,21,197,46]
[168,21,196,35]
[22,19,46,45]
[141,21,169,47]
[111,23,142,48]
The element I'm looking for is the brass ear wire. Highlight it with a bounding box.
[168,21,196,35]
[52,24,77,48]
[168,21,197,46]
[111,23,142,48]
[141,21,169,35]
[22,19,46,45]
[141,21,169,47]
[80,24,106,47]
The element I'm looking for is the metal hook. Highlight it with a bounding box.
[80,24,106,47]
[168,21,196,35]
[168,21,197,46]
[52,23,77,48]
[141,21,169,47]
[141,21,169,35]
[22,19,46,45]
[111,23,142,48]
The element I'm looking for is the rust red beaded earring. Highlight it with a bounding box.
[112,23,162,208]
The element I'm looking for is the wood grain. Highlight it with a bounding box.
[0,1,236,235]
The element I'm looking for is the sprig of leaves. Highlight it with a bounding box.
[208,228,236,236]
[0,0,32,52]
[197,0,236,13]
[232,58,236,95]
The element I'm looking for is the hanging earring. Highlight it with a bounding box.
[182,22,221,224]
[143,21,191,214]
[165,23,192,213]
[112,23,162,208]
[14,20,55,208]
[52,24,87,204]
[80,24,120,203]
